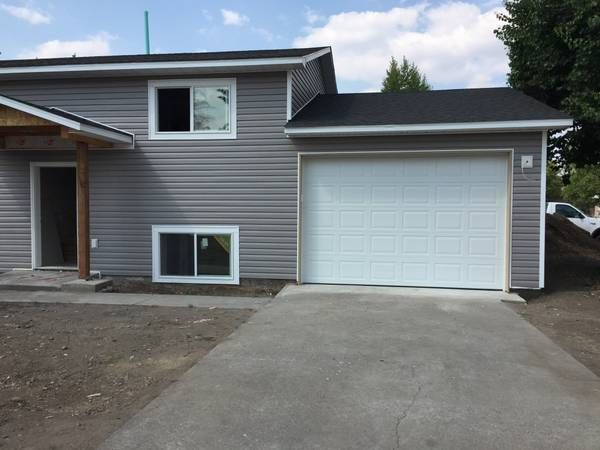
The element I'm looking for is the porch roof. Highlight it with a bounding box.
[0,94,134,147]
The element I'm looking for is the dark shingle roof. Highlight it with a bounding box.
[286,88,571,128]
[0,47,329,68]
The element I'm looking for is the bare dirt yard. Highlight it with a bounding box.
[111,277,286,297]
[511,214,600,377]
[0,303,253,450]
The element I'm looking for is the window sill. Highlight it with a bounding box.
[152,275,239,285]
[148,132,237,141]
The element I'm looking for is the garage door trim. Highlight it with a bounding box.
[296,149,514,291]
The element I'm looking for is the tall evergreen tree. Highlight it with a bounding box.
[381,56,431,92]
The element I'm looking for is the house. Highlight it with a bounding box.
[0,46,572,291]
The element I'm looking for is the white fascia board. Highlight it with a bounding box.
[286,71,293,121]
[0,56,309,76]
[77,124,134,144]
[285,119,574,137]
[302,48,331,64]
[51,108,135,144]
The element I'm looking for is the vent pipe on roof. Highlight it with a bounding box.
[144,10,150,55]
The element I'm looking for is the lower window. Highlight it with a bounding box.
[152,225,239,284]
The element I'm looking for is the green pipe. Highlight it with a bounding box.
[144,10,150,55]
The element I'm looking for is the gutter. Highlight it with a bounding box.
[284,119,574,137]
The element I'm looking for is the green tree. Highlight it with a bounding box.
[495,1,600,169]
[546,162,564,201]
[562,165,600,211]
[381,56,431,92]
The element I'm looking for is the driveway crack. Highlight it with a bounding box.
[394,384,422,450]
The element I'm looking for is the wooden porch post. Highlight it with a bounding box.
[76,141,90,279]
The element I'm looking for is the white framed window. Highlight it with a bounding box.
[148,78,237,140]
[152,225,240,284]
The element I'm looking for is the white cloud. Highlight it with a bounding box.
[304,6,324,25]
[221,9,248,26]
[251,27,276,42]
[19,32,115,59]
[294,2,508,90]
[0,3,50,24]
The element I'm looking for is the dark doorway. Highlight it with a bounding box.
[39,167,77,267]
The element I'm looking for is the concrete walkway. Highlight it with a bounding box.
[100,284,600,450]
[0,289,268,310]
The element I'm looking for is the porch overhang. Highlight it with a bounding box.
[0,94,134,281]
[0,94,134,147]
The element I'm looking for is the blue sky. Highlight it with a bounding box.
[0,0,508,92]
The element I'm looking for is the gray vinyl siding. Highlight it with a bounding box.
[291,59,325,116]
[0,73,543,288]
[0,73,297,279]
[289,132,543,289]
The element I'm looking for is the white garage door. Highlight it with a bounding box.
[301,154,508,289]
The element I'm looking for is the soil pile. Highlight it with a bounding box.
[545,213,600,291]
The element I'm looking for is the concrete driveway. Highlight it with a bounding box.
[101,284,600,450]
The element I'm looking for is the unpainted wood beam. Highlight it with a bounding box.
[0,105,53,127]
[0,125,61,136]
[76,141,91,280]
[61,127,113,148]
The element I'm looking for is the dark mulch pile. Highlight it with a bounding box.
[543,214,600,293]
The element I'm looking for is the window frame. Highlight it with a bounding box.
[148,78,237,140]
[152,225,240,284]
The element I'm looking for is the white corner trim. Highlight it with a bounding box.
[0,95,134,145]
[147,78,237,141]
[151,225,240,285]
[286,71,293,121]
[285,119,574,137]
[539,130,548,288]
[0,56,313,76]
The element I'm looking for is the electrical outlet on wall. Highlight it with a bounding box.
[521,155,533,169]
[91,238,99,249]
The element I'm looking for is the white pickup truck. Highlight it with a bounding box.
[547,202,600,238]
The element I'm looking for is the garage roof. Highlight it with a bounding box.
[285,88,573,136]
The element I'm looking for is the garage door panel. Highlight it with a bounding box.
[301,155,507,289]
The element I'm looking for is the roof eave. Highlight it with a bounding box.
[285,119,574,137]
[0,48,332,79]
[0,94,134,146]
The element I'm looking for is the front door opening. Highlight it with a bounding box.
[39,167,77,267]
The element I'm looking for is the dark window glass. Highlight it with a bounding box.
[157,88,190,132]
[555,204,584,219]
[160,233,194,276]
[197,235,231,276]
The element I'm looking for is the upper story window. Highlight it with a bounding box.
[148,78,237,140]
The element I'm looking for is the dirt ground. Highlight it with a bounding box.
[511,214,600,377]
[111,277,287,297]
[0,303,253,450]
